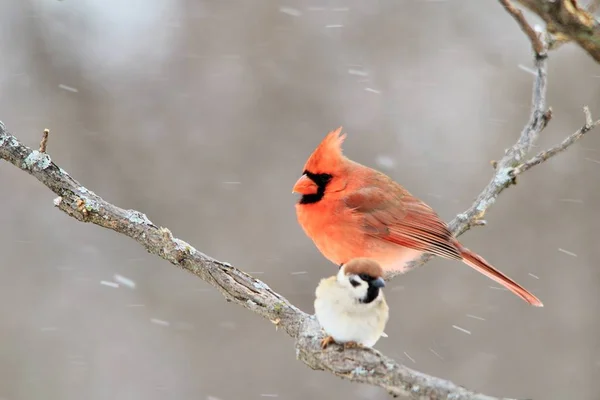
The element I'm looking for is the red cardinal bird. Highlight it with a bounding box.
[293,127,543,307]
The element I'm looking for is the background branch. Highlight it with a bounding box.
[500,0,546,55]
[515,0,600,62]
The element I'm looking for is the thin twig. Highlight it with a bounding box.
[499,0,546,56]
[513,107,600,175]
[39,128,49,153]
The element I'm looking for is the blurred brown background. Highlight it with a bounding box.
[1,1,599,399]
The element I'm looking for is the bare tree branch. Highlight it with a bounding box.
[39,128,49,153]
[499,0,546,56]
[515,0,600,62]
[512,107,600,175]
[1,122,514,400]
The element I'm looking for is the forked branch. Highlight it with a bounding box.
[396,2,598,277]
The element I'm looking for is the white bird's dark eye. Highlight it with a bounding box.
[350,279,360,288]
[358,273,371,281]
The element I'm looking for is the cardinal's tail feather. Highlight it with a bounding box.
[458,245,543,307]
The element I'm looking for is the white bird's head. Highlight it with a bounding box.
[337,258,386,304]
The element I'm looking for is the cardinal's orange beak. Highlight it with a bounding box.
[292,174,318,195]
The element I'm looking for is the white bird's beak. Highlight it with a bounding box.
[371,277,385,288]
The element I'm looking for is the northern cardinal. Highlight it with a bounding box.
[314,258,389,349]
[293,127,543,307]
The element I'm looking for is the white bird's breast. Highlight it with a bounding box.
[314,284,388,348]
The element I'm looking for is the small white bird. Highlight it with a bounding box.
[314,258,390,349]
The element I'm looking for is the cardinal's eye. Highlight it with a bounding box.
[358,273,371,282]
[350,279,360,288]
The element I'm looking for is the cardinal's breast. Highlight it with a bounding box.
[295,199,366,266]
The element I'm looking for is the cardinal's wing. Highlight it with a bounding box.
[343,185,461,260]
